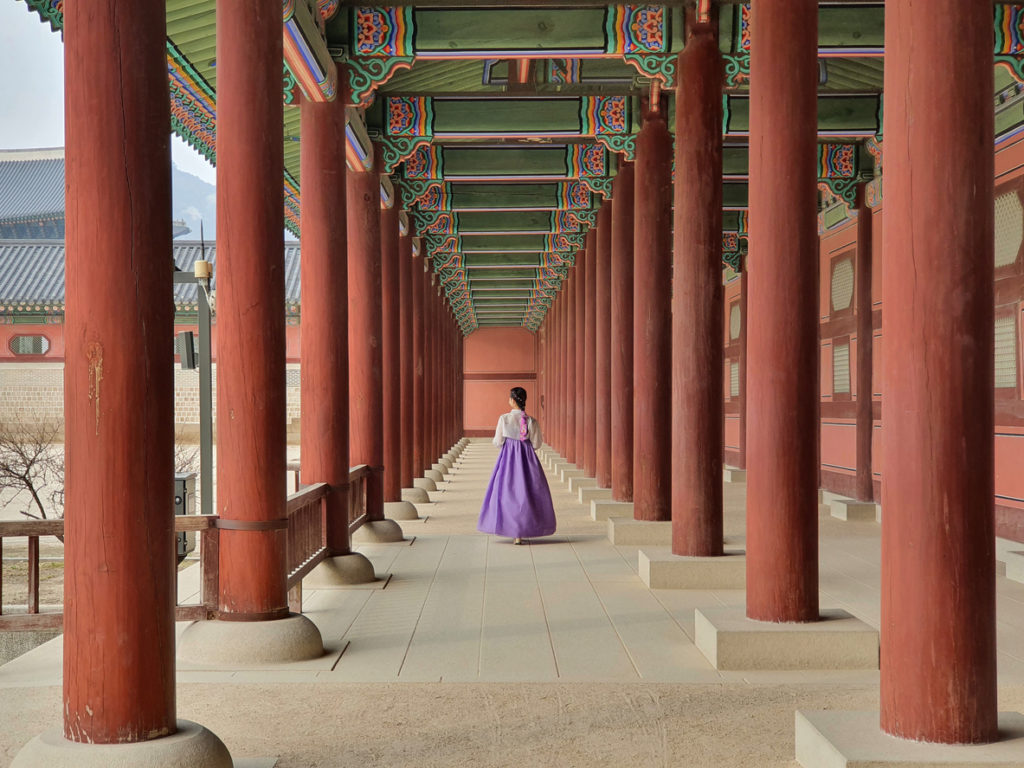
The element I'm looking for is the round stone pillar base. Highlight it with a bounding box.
[352,519,405,544]
[177,613,323,665]
[384,500,420,520]
[413,477,437,492]
[12,720,231,768]
[437,457,453,470]
[402,487,430,503]
[424,469,445,483]
[304,553,377,586]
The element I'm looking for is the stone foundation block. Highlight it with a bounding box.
[424,468,445,483]
[638,547,746,589]
[723,467,747,483]
[304,553,377,586]
[795,710,1024,768]
[592,500,633,521]
[579,487,612,504]
[694,607,878,671]
[352,519,405,544]
[177,613,324,665]
[383,501,419,520]
[568,475,599,493]
[607,517,672,546]
[402,487,430,504]
[829,498,878,522]
[1006,551,1024,585]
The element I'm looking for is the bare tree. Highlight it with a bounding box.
[0,418,64,522]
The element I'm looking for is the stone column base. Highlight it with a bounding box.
[384,500,420,520]
[559,467,585,484]
[437,457,453,470]
[580,487,612,504]
[607,517,671,546]
[177,613,323,665]
[828,497,878,522]
[722,467,747,483]
[694,607,878,670]
[592,500,633,521]
[638,547,746,589]
[568,476,599,493]
[795,710,1024,768]
[424,469,445,483]
[352,519,405,544]
[304,553,377,586]
[402,487,431,504]
[11,720,233,768]
[413,476,437,492]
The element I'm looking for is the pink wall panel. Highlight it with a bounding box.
[463,328,538,433]
[820,420,857,472]
[724,415,740,452]
[464,327,536,374]
[465,378,537,433]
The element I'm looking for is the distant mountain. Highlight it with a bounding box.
[171,163,216,241]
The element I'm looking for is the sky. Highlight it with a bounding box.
[0,0,217,185]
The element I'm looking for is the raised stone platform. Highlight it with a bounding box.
[579,486,612,504]
[592,499,633,521]
[694,607,878,671]
[829,497,877,522]
[638,547,746,589]
[607,517,671,546]
[795,710,1024,768]
[560,467,585,484]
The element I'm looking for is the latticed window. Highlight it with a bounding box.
[730,362,740,398]
[994,191,1023,268]
[830,258,854,313]
[995,314,1018,390]
[833,343,851,394]
[729,303,741,341]
[9,335,49,356]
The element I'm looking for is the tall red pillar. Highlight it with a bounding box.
[566,263,579,463]
[595,201,613,488]
[632,106,673,521]
[424,275,436,464]
[553,296,563,451]
[881,1,996,744]
[348,155,384,521]
[854,193,874,503]
[672,28,724,557]
[399,233,414,489]
[583,229,598,476]
[738,266,748,469]
[300,88,350,555]
[61,0,177,743]
[412,253,425,476]
[215,0,291,620]
[611,163,635,502]
[745,0,819,622]
[381,201,402,503]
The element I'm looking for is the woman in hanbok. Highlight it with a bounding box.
[477,387,557,544]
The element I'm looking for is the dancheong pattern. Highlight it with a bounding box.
[817,144,857,179]
[995,5,1024,54]
[388,97,434,136]
[558,182,591,210]
[548,59,582,85]
[606,6,666,54]
[580,97,629,135]
[566,145,607,178]
[355,7,414,56]
[405,145,443,180]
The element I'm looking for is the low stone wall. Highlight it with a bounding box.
[0,362,302,435]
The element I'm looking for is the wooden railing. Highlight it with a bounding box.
[0,466,372,631]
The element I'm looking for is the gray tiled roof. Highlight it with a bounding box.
[0,239,302,308]
[0,149,65,224]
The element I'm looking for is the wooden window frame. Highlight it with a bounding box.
[829,252,856,320]
[832,333,852,402]
[7,333,52,359]
[994,304,1020,400]
[994,180,1024,281]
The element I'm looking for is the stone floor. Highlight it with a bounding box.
[2,438,1024,767]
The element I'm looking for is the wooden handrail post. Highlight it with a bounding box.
[27,535,39,614]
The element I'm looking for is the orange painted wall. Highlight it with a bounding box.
[463,327,537,435]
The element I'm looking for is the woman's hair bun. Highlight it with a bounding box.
[510,386,528,409]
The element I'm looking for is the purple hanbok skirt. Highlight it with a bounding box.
[477,438,557,539]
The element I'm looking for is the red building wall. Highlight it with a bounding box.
[462,327,537,437]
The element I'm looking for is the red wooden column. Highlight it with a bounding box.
[412,251,425,476]
[881,1,996,744]
[565,263,579,463]
[738,266,748,469]
[61,0,178,744]
[424,277,436,463]
[215,0,292,621]
[399,233,414,489]
[553,296,563,450]
[611,163,635,502]
[348,154,384,521]
[854,193,874,503]
[299,88,351,556]
[672,27,724,556]
[745,0,819,622]
[595,201,613,488]
[632,104,673,521]
[583,229,598,476]
[380,200,401,503]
